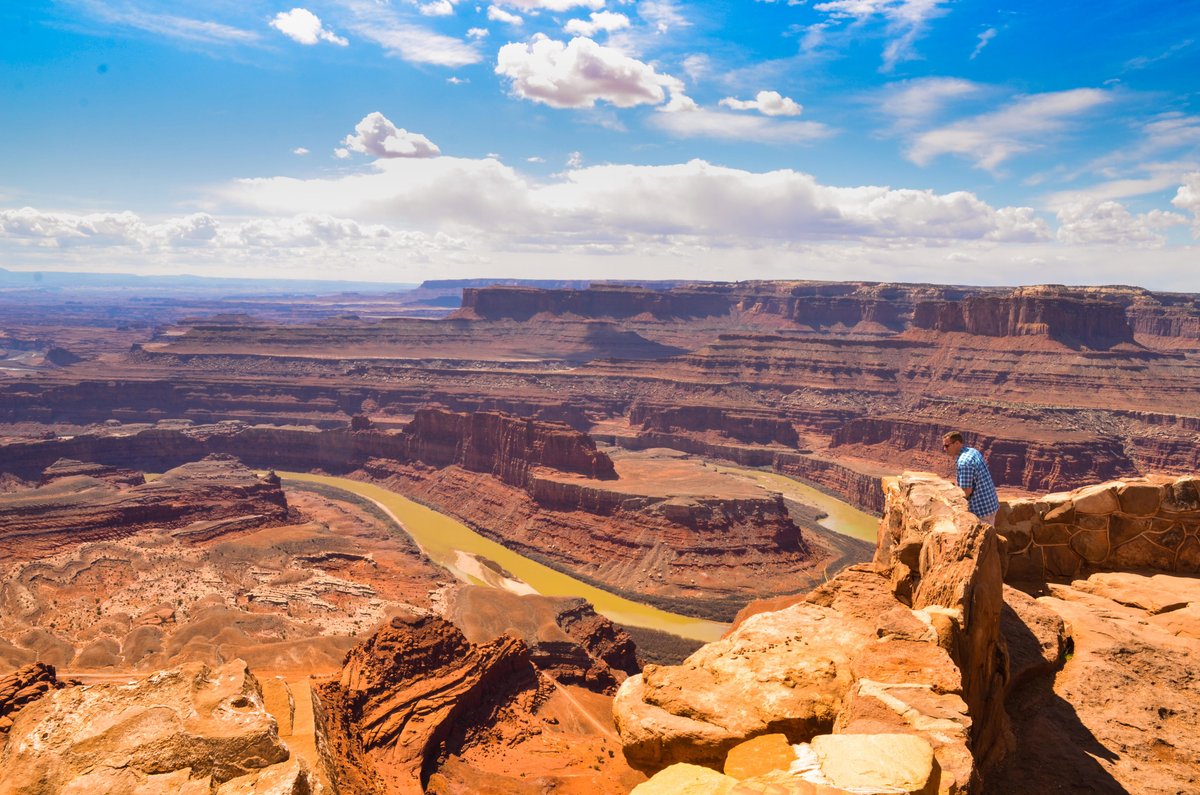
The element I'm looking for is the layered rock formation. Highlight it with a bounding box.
[0,417,828,618]
[315,612,643,794]
[0,456,288,558]
[0,663,71,736]
[6,280,1200,516]
[0,475,444,674]
[447,586,639,694]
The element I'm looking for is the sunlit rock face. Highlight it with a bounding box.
[0,660,312,794]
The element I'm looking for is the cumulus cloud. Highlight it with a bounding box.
[487,6,523,25]
[270,8,348,46]
[342,112,441,158]
[158,213,221,246]
[1056,201,1186,246]
[719,90,803,117]
[907,88,1112,172]
[292,147,310,155]
[467,27,489,38]
[1172,172,1200,234]
[0,207,148,247]
[220,155,1050,246]
[0,207,461,261]
[563,11,630,37]
[418,0,455,17]
[496,35,683,109]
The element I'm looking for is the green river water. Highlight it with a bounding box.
[279,466,878,643]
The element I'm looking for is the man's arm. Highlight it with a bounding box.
[957,456,976,498]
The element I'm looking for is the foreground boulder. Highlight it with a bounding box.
[0,660,307,794]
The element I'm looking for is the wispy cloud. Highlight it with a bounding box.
[878,77,984,130]
[70,0,260,46]
[339,0,480,66]
[813,0,952,71]
[1125,38,1194,70]
[970,27,996,59]
[907,88,1113,172]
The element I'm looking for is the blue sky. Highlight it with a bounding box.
[2,0,1199,287]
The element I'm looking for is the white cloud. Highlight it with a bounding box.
[653,102,829,143]
[0,207,147,247]
[719,90,803,117]
[907,88,1112,172]
[564,11,631,37]
[1043,168,1193,210]
[334,147,351,159]
[418,0,455,17]
[566,151,583,168]
[75,1,260,46]
[341,0,480,65]
[467,27,489,38]
[158,213,221,246]
[496,35,683,109]
[220,155,1050,246]
[681,53,710,83]
[970,27,996,59]
[0,207,461,259]
[1172,172,1200,234]
[292,147,310,155]
[342,112,441,158]
[270,8,348,46]
[813,0,951,71]
[1056,201,1186,246]
[637,0,691,35]
[879,77,982,129]
[493,0,604,11]
[487,6,524,25]
[446,76,468,84]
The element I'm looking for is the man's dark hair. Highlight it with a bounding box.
[942,431,964,445]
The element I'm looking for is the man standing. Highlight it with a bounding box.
[942,431,999,525]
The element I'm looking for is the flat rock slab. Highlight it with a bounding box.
[1070,571,1200,615]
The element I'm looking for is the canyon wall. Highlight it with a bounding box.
[0,410,612,486]
[0,457,288,558]
[403,407,617,483]
[911,291,1136,348]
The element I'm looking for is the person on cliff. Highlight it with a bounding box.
[942,431,999,525]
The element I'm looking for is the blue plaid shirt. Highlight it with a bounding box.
[956,446,999,518]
